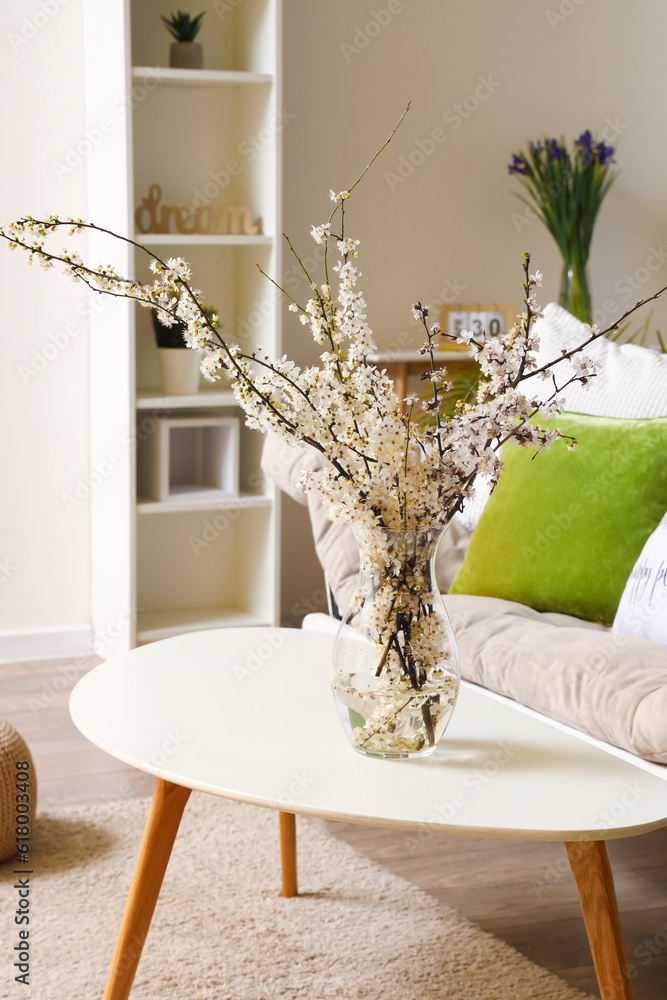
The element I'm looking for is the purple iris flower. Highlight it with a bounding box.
[548,138,560,160]
[529,140,544,157]
[596,141,616,166]
[508,153,527,175]
[575,130,594,165]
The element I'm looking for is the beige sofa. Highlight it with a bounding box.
[261,304,667,765]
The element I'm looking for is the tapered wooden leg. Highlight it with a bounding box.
[102,779,192,1000]
[565,840,634,1000]
[279,811,298,897]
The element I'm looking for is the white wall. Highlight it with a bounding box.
[0,1,91,645]
[2,0,667,644]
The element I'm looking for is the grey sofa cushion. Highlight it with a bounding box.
[447,594,667,764]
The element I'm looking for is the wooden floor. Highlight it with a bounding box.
[3,655,667,999]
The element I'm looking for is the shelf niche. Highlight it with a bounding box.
[135,243,279,396]
[137,415,240,504]
[130,0,276,75]
[136,504,275,641]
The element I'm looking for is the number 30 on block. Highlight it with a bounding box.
[440,303,515,348]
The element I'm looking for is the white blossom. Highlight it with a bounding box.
[456,330,474,345]
[337,237,360,257]
[310,223,330,245]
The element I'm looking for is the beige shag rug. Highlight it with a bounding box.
[0,793,592,999]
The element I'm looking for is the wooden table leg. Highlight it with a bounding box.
[565,840,635,1000]
[279,811,298,897]
[102,779,192,1000]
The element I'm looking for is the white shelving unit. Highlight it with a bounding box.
[136,389,237,408]
[137,494,273,515]
[84,0,282,655]
[132,67,274,86]
[138,235,274,246]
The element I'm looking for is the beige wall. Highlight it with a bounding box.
[2,0,667,639]
[282,0,667,365]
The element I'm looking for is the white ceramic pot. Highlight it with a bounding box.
[158,348,201,396]
[169,41,204,69]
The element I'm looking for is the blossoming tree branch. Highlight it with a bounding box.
[1,109,664,555]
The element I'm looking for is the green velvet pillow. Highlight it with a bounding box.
[449,412,667,625]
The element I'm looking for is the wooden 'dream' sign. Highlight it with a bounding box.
[440,303,515,350]
[135,184,262,237]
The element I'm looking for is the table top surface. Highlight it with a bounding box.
[69,628,667,842]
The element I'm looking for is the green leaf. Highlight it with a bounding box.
[161,9,206,41]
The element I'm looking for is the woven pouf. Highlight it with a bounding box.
[0,720,36,864]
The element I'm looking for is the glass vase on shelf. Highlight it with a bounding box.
[332,524,460,760]
[559,258,592,325]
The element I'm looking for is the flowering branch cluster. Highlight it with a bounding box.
[0,121,663,560]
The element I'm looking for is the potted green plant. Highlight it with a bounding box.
[152,302,217,395]
[161,10,206,70]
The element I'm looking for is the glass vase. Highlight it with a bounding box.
[332,525,460,760]
[559,259,592,324]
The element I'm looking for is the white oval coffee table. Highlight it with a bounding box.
[70,627,667,1000]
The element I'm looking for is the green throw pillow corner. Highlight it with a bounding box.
[449,412,667,625]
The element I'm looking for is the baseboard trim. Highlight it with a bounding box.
[0,626,94,663]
